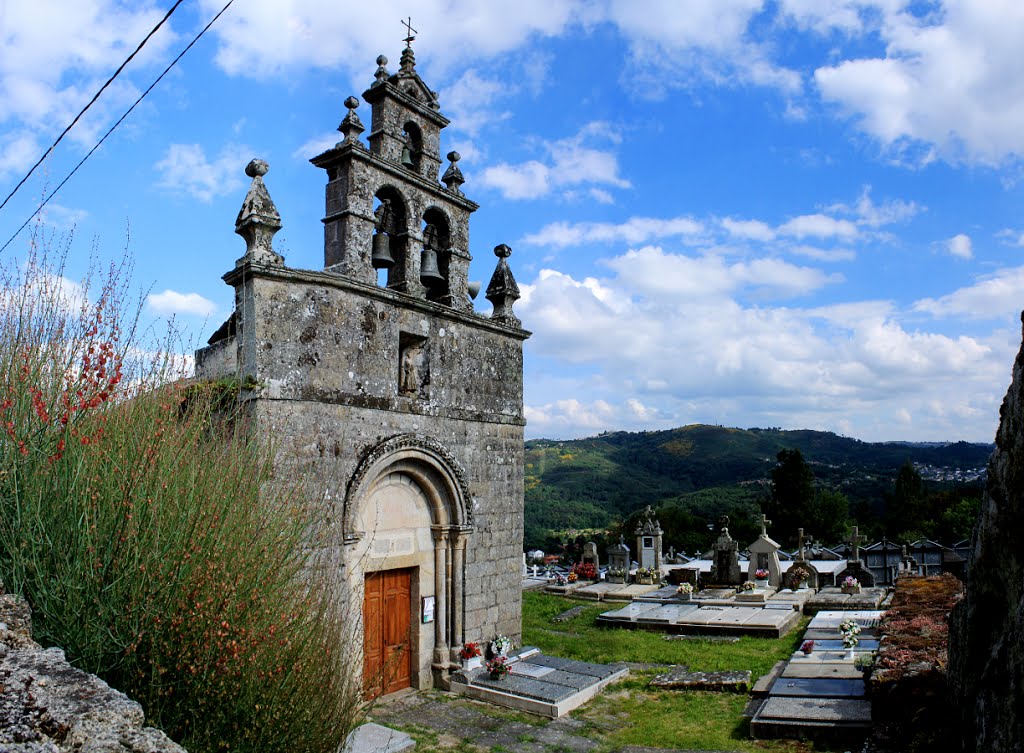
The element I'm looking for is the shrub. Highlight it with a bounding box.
[0,248,361,752]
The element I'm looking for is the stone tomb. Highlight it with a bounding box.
[708,516,743,586]
[451,651,628,718]
[747,514,783,587]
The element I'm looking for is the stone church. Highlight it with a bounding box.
[195,45,529,695]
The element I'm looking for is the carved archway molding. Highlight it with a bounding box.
[342,432,474,544]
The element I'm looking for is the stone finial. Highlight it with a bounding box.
[338,96,365,144]
[235,159,283,266]
[485,244,521,326]
[400,46,416,74]
[374,55,390,84]
[441,151,465,194]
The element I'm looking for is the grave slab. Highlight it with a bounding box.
[526,655,621,679]
[694,588,736,600]
[807,610,883,630]
[574,582,623,600]
[709,606,763,624]
[800,628,879,641]
[735,591,768,603]
[782,662,866,679]
[751,660,787,696]
[635,604,700,624]
[598,602,663,622]
[649,668,752,692]
[755,696,872,724]
[803,639,879,651]
[740,610,795,628]
[677,606,728,625]
[510,662,555,679]
[770,677,865,698]
[552,606,588,623]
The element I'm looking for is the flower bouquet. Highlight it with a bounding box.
[459,641,483,670]
[486,655,511,680]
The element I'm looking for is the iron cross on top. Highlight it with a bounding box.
[402,16,417,48]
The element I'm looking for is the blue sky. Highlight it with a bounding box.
[2,0,1024,443]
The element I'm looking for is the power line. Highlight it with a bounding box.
[0,0,186,213]
[0,0,236,255]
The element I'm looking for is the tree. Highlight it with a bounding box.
[887,460,927,538]
[768,448,816,545]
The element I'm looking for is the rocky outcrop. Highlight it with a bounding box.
[948,314,1024,753]
[0,587,185,752]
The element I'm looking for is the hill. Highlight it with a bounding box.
[524,424,991,550]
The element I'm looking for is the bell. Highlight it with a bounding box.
[420,247,444,285]
[467,281,481,300]
[401,144,415,168]
[371,231,395,269]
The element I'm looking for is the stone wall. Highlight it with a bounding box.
[0,587,185,752]
[948,314,1024,753]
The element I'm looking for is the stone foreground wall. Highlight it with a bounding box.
[948,314,1024,753]
[0,587,185,752]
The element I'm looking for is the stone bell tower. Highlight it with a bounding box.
[195,43,529,695]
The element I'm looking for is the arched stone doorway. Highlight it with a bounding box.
[343,434,473,693]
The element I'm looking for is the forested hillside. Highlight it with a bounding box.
[524,424,991,552]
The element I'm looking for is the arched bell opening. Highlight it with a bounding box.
[401,122,423,174]
[421,207,451,303]
[372,186,408,288]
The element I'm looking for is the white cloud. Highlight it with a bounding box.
[787,244,856,262]
[522,216,703,248]
[442,70,511,136]
[778,213,859,241]
[721,217,776,242]
[146,289,218,317]
[516,249,1006,441]
[36,202,87,228]
[154,143,251,203]
[604,247,839,300]
[945,233,973,259]
[200,0,584,78]
[481,122,630,200]
[0,1,177,177]
[814,1,1024,165]
[292,132,341,160]
[609,0,802,96]
[828,186,923,228]
[996,229,1024,247]
[914,266,1024,320]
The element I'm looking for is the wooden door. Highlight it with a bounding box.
[363,568,413,697]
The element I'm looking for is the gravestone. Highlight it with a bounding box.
[607,535,630,575]
[581,541,599,569]
[709,516,743,586]
[635,506,663,570]
[835,526,875,587]
[747,513,782,587]
[786,528,819,590]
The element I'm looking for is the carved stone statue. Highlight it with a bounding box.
[400,346,419,394]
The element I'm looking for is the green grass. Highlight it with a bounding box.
[522,591,807,680]
[383,593,843,753]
